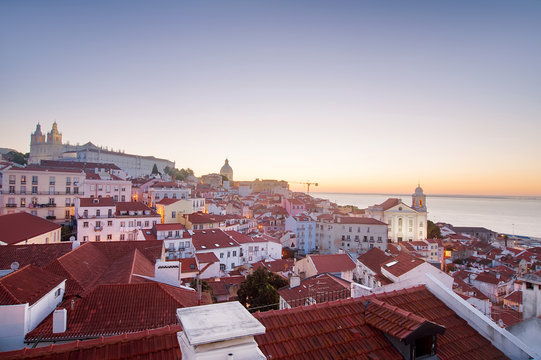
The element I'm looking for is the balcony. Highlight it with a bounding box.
[6,204,17,208]
[28,203,56,208]
[46,216,56,220]
[94,225,103,231]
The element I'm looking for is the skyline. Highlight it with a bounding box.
[1,1,540,196]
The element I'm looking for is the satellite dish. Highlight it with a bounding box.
[69,236,76,242]
[10,262,20,271]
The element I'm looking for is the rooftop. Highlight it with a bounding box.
[0,212,61,245]
[0,265,64,305]
[309,253,356,273]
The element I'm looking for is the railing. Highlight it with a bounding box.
[46,216,57,220]
[28,203,57,208]
[6,204,17,208]
[94,226,103,231]
[0,190,74,195]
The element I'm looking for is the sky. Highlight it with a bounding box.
[1,1,540,196]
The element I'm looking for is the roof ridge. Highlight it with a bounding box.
[0,281,20,304]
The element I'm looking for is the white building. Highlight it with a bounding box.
[0,265,66,351]
[226,231,282,264]
[365,186,428,243]
[83,172,131,202]
[75,198,159,242]
[192,229,241,272]
[151,223,195,260]
[316,216,388,254]
[147,182,190,207]
[285,213,316,255]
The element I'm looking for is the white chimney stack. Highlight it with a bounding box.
[176,302,266,360]
[52,308,67,333]
[290,276,300,289]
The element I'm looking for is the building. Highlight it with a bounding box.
[284,213,316,255]
[83,172,131,202]
[278,273,351,309]
[75,198,160,242]
[365,185,428,243]
[146,182,190,207]
[283,198,305,216]
[295,254,356,282]
[200,173,222,187]
[356,247,393,288]
[0,212,61,245]
[149,223,195,260]
[219,158,233,181]
[156,197,206,223]
[192,229,241,272]
[28,123,174,177]
[226,231,282,264]
[0,265,66,350]
[1,166,83,223]
[316,216,388,254]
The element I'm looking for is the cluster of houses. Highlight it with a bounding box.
[0,154,540,359]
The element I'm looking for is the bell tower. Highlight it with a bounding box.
[412,184,427,212]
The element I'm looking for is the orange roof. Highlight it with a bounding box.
[378,198,402,211]
[382,252,424,277]
[79,197,115,207]
[26,282,203,342]
[1,325,182,360]
[0,265,64,305]
[155,198,180,205]
[309,254,356,273]
[0,212,60,245]
[0,243,73,269]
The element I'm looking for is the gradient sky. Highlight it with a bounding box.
[1,1,540,195]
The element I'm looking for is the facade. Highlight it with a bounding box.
[75,198,159,242]
[316,216,388,254]
[146,182,190,207]
[1,166,83,223]
[226,231,282,264]
[365,186,428,243]
[295,254,356,282]
[283,198,305,216]
[29,123,174,177]
[284,214,316,255]
[200,174,222,187]
[156,198,206,223]
[192,229,241,272]
[83,173,131,201]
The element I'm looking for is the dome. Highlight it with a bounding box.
[414,184,424,195]
[220,159,233,181]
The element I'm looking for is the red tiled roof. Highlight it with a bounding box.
[186,212,226,224]
[115,201,158,216]
[0,243,73,269]
[474,272,501,285]
[151,182,181,188]
[337,217,387,225]
[378,198,401,211]
[225,230,253,244]
[0,212,60,245]
[252,259,295,274]
[382,252,424,277]
[374,286,507,359]
[278,273,351,306]
[26,282,202,341]
[309,254,356,273]
[0,265,65,305]
[365,299,445,342]
[79,197,115,207]
[39,160,121,171]
[1,325,182,360]
[504,290,522,304]
[155,223,188,232]
[358,248,392,273]
[156,198,180,205]
[180,258,198,273]
[192,229,239,251]
[195,252,219,264]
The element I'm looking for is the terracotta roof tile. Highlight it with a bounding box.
[156,198,180,205]
[0,212,61,245]
[278,273,351,306]
[0,243,73,269]
[381,252,424,277]
[192,229,239,251]
[337,217,387,225]
[309,254,356,273]
[79,197,115,207]
[26,282,202,341]
[3,325,182,359]
[0,265,64,305]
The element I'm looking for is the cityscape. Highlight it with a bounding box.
[1,1,540,360]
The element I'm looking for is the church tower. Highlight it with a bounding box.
[28,122,65,164]
[47,121,62,144]
[412,184,427,212]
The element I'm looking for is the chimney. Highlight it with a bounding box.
[52,308,67,333]
[176,302,266,360]
[290,276,300,288]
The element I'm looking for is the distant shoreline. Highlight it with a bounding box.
[311,192,541,201]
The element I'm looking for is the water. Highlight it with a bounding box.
[312,192,541,239]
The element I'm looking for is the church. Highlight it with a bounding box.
[219,158,233,181]
[365,185,428,242]
[28,123,174,178]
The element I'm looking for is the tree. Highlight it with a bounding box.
[237,268,288,312]
[427,220,442,239]
[151,163,160,175]
[4,150,28,165]
[189,278,216,303]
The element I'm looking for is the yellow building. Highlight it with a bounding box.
[155,198,205,224]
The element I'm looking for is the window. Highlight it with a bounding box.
[220,253,224,259]
[220,264,226,271]
[172,211,176,218]
[20,186,26,194]
[90,185,95,191]
[83,222,89,228]
[49,176,55,185]
[49,186,55,194]
[121,195,125,201]
[145,220,149,227]
[233,250,237,256]
[32,186,38,194]
[227,251,231,258]
[83,236,88,242]
[73,187,79,194]
[120,221,126,227]
[55,288,61,297]
[8,175,15,184]
[8,186,15,194]
[349,227,352,232]
[83,210,88,217]
[66,187,71,194]
[20,198,26,207]
[65,210,70,219]
[95,235,101,241]
[114,195,118,201]
[20,175,26,184]
[96,210,101,217]
[32,176,38,185]
[137,221,141,227]
[120,234,125,240]
[107,221,112,226]
[107,234,112,240]
[66,177,71,185]
[65,198,71,205]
